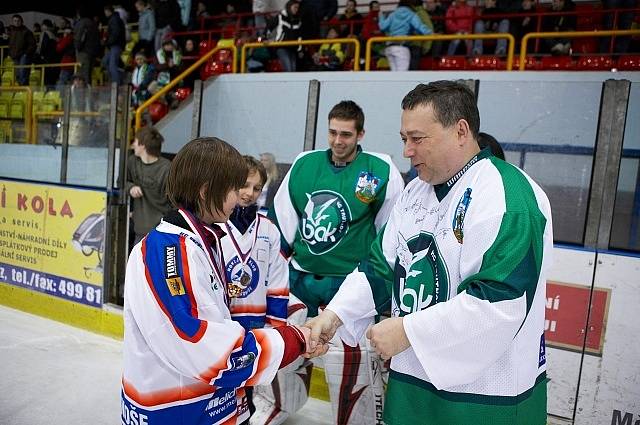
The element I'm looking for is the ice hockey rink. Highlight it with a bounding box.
[0,305,332,425]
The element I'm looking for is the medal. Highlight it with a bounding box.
[239,271,251,287]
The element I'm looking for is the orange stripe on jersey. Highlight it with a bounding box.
[266,317,287,327]
[198,334,244,382]
[266,287,290,297]
[141,238,207,343]
[179,235,199,318]
[122,378,215,407]
[245,329,272,386]
[230,304,266,314]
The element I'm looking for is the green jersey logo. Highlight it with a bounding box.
[300,190,351,255]
[393,232,449,315]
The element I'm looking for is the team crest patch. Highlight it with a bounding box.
[165,245,185,296]
[355,171,382,204]
[452,188,472,244]
[393,232,449,316]
[300,190,351,255]
[225,256,260,298]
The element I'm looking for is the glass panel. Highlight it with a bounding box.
[609,83,640,252]
[479,80,602,245]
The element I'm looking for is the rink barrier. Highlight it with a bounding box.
[0,283,123,339]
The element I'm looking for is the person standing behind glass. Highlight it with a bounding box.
[267,0,302,72]
[379,0,432,71]
[8,14,36,86]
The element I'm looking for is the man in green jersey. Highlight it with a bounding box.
[306,81,552,425]
[268,100,404,425]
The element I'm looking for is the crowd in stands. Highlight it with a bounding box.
[0,0,638,111]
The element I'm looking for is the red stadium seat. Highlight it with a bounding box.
[215,49,233,62]
[616,55,640,71]
[174,87,192,101]
[511,55,542,70]
[572,37,598,54]
[418,57,434,70]
[266,59,284,72]
[540,55,576,70]
[467,55,502,70]
[198,40,217,56]
[576,55,615,70]
[149,101,168,123]
[436,56,467,70]
[575,3,602,30]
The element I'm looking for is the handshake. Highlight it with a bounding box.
[292,310,411,360]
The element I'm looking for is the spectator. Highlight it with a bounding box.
[338,0,363,37]
[125,126,173,245]
[8,14,36,86]
[472,0,510,56]
[114,3,131,42]
[33,22,41,34]
[154,0,182,52]
[513,0,536,49]
[180,38,199,87]
[70,73,92,112]
[177,0,192,29]
[131,51,156,107]
[379,0,432,71]
[56,18,76,87]
[541,0,576,55]
[445,0,474,55]
[361,1,381,37]
[478,131,505,160]
[409,0,435,70]
[74,6,101,86]
[36,19,60,86]
[424,0,447,57]
[300,0,337,39]
[311,26,345,70]
[103,4,126,85]
[599,0,636,54]
[133,0,156,57]
[257,152,283,212]
[267,0,303,72]
[0,21,8,42]
[195,0,211,26]
[155,38,182,86]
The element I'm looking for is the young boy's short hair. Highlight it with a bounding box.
[243,155,267,186]
[166,137,247,217]
[135,126,164,157]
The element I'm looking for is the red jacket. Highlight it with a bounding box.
[445,3,475,33]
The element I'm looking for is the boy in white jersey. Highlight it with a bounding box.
[221,156,290,423]
[306,81,553,425]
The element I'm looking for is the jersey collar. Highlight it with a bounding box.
[434,147,492,201]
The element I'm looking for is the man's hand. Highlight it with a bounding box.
[303,309,343,358]
[293,325,312,353]
[366,317,410,360]
[130,185,143,198]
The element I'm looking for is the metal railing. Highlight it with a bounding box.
[519,29,640,70]
[0,62,81,87]
[240,38,361,73]
[134,44,237,130]
[365,33,516,70]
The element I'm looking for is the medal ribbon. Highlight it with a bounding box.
[178,208,229,305]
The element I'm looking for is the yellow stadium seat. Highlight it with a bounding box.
[32,91,45,112]
[42,90,62,111]
[29,68,42,87]
[9,95,25,119]
[2,57,14,69]
[130,31,139,43]
[0,120,12,142]
[2,71,13,86]
[0,96,11,118]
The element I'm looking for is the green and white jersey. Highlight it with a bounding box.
[270,148,403,277]
[328,149,553,425]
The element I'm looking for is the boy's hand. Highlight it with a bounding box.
[130,186,143,198]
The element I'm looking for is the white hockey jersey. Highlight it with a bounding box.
[328,150,553,425]
[222,214,289,331]
[121,209,286,425]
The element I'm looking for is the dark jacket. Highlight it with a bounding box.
[8,24,36,60]
[74,17,101,56]
[154,0,183,29]
[106,12,126,49]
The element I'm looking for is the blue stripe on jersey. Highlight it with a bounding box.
[231,315,266,332]
[213,331,259,388]
[266,297,288,322]
[144,231,206,341]
[122,388,237,425]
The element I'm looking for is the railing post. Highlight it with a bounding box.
[59,85,72,184]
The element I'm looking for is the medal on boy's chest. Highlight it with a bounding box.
[225,221,259,298]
